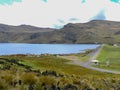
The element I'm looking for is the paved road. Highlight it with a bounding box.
[82,45,103,67]
[59,45,120,74]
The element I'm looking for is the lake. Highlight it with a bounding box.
[0,43,100,55]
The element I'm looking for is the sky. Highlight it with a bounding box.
[0,0,120,29]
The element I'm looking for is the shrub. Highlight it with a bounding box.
[63,84,78,90]
[42,70,57,76]
[0,78,8,90]
[21,73,37,85]
[59,77,72,87]
[2,74,14,86]
[39,76,57,86]
[35,83,44,90]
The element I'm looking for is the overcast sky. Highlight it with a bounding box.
[0,0,120,29]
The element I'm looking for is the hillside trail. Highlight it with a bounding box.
[58,45,120,74]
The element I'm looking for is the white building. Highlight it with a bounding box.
[91,60,99,65]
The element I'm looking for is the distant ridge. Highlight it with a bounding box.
[0,20,120,44]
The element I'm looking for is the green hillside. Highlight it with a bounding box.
[0,55,120,90]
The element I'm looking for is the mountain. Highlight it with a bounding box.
[0,20,120,44]
[0,24,54,43]
[0,24,54,33]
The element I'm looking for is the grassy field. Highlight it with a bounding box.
[96,44,120,71]
[0,54,120,90]
[0,55,105,76]
[72,49,92,62]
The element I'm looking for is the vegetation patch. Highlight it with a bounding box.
[0,54,120,90]
[96,44,120,71]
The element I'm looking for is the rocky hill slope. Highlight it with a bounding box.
[0,20,120,44]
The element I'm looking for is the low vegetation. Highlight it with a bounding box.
[96,44,120,71]
[0,54,120,90]
[74,49,92,62]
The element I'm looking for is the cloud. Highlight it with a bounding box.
[0,0,22,5]
[81,0,86,3]
[110,0,120,3]
[53,24,63,29]
[69,18,79,22]
[0,0,120,28]
[42,0,48,3]
[91,10,106,20]
[105,2,120,21]
[57,19,65,24]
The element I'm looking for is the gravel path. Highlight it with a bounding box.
[59,45,120,74]
[82,45,103,67]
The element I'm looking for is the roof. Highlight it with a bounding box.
[91,60,99,62]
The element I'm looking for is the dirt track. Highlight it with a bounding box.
[59,45,120,74]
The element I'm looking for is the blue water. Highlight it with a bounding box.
[0,43,100,55]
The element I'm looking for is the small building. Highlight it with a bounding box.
[113,44,118,47]
[91,60,99,65]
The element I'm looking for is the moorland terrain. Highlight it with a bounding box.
[0,20,120,44]
[0,44,120,90]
